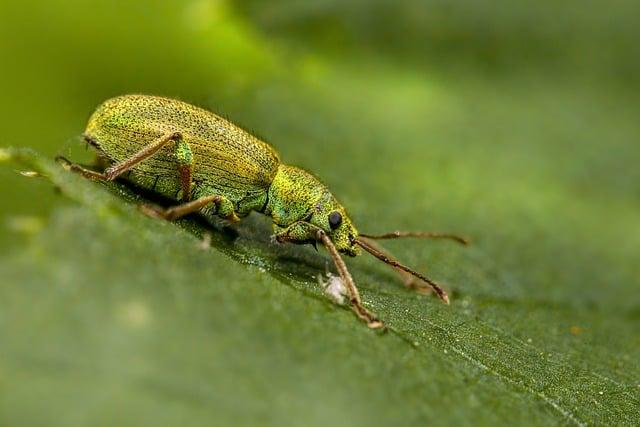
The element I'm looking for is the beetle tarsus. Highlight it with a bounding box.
[55,155,106,180]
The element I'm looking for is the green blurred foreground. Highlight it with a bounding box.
[1,1,639,425]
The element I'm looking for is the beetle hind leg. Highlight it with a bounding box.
[61,132,198,206]
[62,132,192,193]
[56,156,107,180]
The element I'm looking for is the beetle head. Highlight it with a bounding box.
[309,192,360,257]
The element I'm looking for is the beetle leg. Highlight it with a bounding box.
[141,194,240,222]
[273,223,383,328]
[174,138,193,202]
[64,132,196,201]
[100,132,183,180]
[273,221,317,245]
[316,230,384,329]
[56,156,108,180]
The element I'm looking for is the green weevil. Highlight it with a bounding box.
[58,94,468,328]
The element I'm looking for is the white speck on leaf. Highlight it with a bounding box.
[198,232,212,250]
[318,271,347,305]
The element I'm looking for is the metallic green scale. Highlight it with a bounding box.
[85,95,360,255]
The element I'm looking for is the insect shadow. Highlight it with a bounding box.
[112,179,334,288]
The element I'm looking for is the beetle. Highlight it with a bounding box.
[58,94,468,328]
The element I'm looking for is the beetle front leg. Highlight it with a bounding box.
[316,230,384,329]
[275,222,384,329]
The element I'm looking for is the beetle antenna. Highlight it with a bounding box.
[354,238,450,304]
[359,231,470,245]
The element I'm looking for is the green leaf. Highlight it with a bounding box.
[1,146,638,426]
[1,2,639,424]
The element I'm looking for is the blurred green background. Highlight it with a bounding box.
[1,0,639,425]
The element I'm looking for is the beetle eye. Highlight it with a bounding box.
[328,211,342,229]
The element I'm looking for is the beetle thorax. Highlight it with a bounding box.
[264,164,360,256]
[264,165,327,226]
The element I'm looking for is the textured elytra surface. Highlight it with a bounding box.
[86,95,280,207]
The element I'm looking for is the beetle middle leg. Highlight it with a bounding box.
[141,194,240,222]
